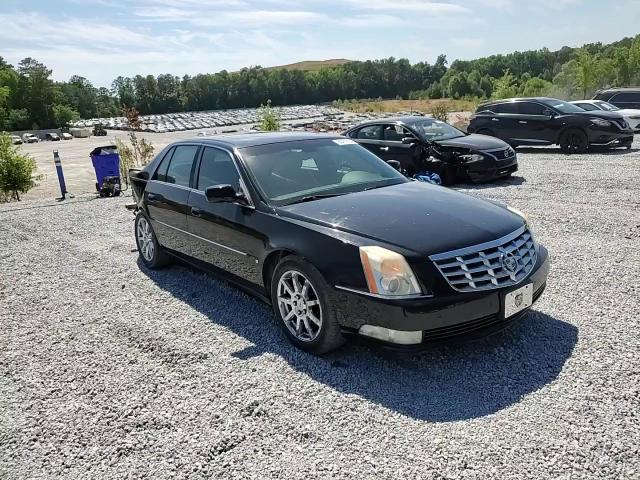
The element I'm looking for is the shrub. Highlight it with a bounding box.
[430,103,449,122]
[0,132,41,201]
[116,107,154,187]
[259,100,280,131]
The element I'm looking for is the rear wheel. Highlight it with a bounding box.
[271,256,345,354]
[135,213,171,269]
[560,129,589,154]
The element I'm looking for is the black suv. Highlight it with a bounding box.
[593,87,640,109]
[468,97,633,153]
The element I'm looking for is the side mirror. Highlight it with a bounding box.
[386,160,402,171]
[402,137,417,145]
[205,184,238,203]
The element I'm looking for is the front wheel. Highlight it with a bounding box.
[560,129,589,154]
[271,256,345,354]
[135,213,171,269]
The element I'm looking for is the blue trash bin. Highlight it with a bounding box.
[90,145,121,197]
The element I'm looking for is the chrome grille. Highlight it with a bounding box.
[487,147,515,160]
[430,226,537,293]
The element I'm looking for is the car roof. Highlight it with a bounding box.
[348,115,431,128]
[597,87,640,93]
[480,97,562,106]
[172,132,342,149]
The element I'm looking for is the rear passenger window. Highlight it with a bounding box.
[498,102,519,114]
[611,92,640,102]
[165,145,199,187]
[354,125,382,140]
[152,147,174,182]
[517,102,547,115]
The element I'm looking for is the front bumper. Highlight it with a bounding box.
[588,125,634,147]
[465,155,518,183]
[333,245,550,348]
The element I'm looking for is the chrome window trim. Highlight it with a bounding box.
[154,219,248,257]
[429,225,527,261]
[334,285,434,300]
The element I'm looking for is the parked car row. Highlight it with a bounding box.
[469,96,635,153]
[9,132,73,144]
[72,105,342,133]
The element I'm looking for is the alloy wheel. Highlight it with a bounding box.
[277,270,323,342]
[137,217,155,261]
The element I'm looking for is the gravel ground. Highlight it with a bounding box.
[1,141,639,479]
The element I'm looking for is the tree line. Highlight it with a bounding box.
[1,34,639,131]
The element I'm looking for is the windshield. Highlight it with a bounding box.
[594,100,619,111]
[409,118,465,141]
[239,138,407,206]
[542,99,585,114]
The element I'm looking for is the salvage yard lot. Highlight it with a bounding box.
[1,141,639,479]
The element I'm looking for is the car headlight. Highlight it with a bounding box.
[359,246,422,297]
[507,205,535,233]
[590,118,612,127]
[461,153,485,163]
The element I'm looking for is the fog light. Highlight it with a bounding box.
[358,325,423,345]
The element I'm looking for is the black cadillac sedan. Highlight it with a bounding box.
[129,133,549,354]
[343,116,518,184]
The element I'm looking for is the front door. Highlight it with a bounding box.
[186,146,263,286]
[379,124,421,174]
[512,102,556,145]
[145,144,200,252]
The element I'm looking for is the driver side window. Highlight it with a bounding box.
[197,147,240,191]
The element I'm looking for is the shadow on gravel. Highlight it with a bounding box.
[515,146,637,155]
[141,261,577,423]
[454,175,526,191]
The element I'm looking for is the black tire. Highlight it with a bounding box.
[135,212,171,269]
[270,256,345,354]
[438,164,456,186]
[560,129,589,154]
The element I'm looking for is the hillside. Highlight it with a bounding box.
[265,59,351,72]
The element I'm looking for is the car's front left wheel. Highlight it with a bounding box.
[135,212,171,269]
[271,256,345,354]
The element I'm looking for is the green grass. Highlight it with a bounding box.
[265,59,351,72]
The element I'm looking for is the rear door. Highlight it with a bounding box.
[145,144,200,253]
[186,146,263,286]
[348,124,384,156]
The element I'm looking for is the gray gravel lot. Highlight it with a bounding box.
[1,141,639,479]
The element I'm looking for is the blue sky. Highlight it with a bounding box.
[1,0,639,87]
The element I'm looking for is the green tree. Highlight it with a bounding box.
[574,50,600,98]
[492,70,518,99]
[0,132,40,201]
[52,104,79,128]
[521,77,553,97]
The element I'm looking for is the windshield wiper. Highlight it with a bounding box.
[288,193,346,205]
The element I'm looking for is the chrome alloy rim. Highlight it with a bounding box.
[137,217,155,261]
[277,270,322,342]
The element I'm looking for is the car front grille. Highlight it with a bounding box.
[429,226,537,293]
[486,147,515,160]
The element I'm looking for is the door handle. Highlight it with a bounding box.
[491,118,500,122]
[380,146,389,151]
[191,207,202,217]
[519,121,528,124]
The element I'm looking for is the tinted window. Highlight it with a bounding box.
[354,125,382,140]
[517,102,547,115]
[382,124,408,141]
[165,145,198,187]
[498,102,519,114]
[152,147,174,182]
[197,147,240,190]
[611,92,640,102]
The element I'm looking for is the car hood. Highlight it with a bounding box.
[573,110,624,120]
[276,182,524,257]
[617,108,640,116]
[432,134,509,151]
